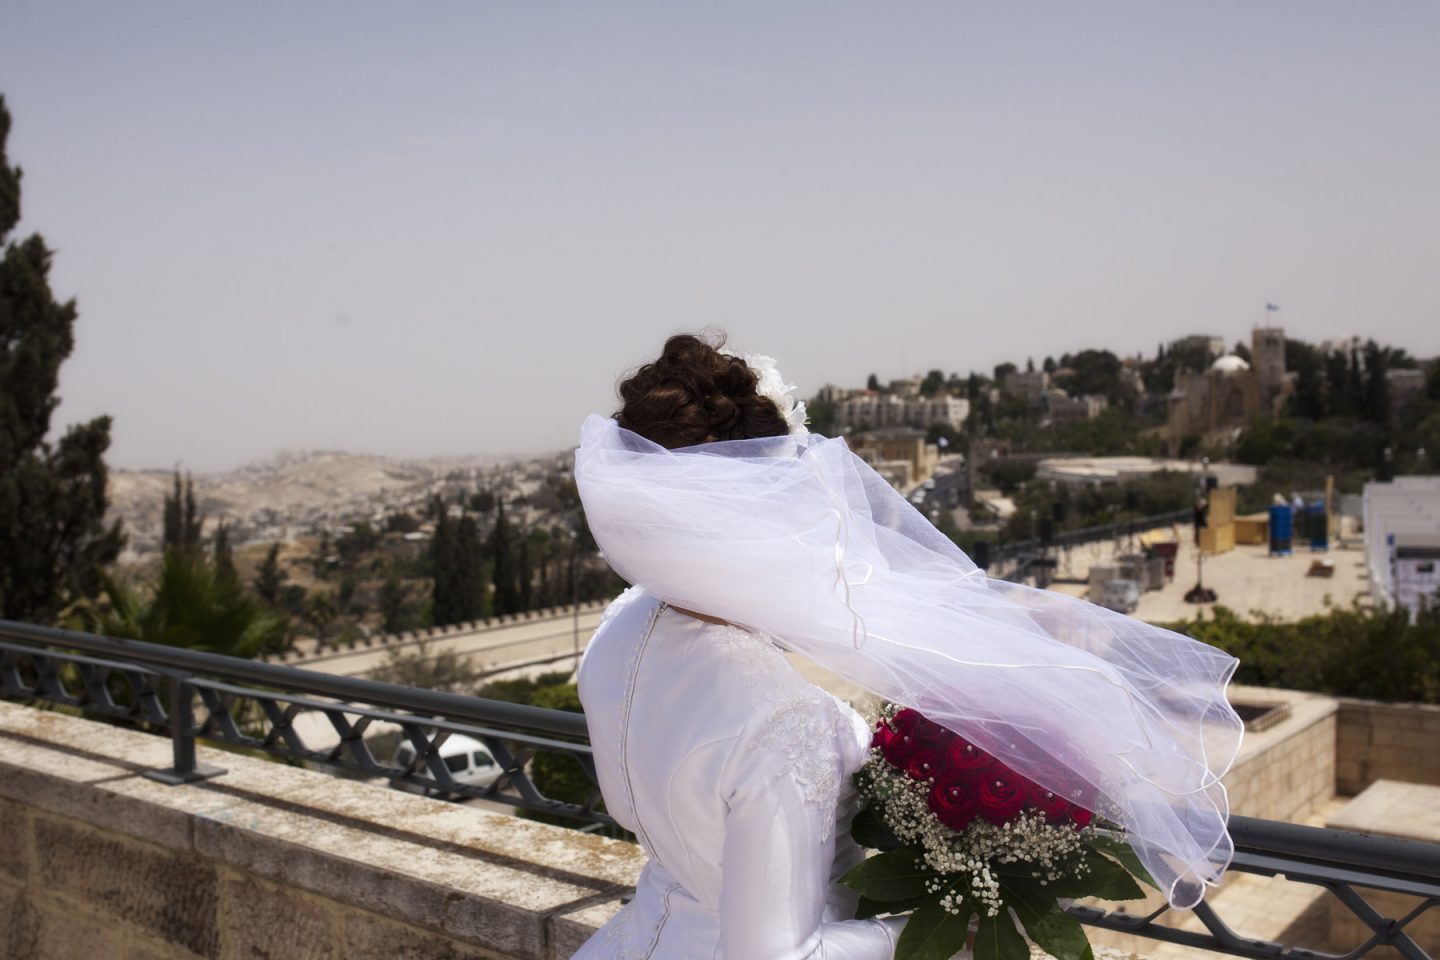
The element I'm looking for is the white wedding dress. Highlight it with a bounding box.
[572,587,908,959]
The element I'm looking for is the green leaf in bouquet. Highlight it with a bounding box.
[1048,847,1145,901]
[1087,834,1158,890]
[856,893,929,919]
[851,806,905,851]
[974,909,1029,960]
[1004,881,1095,960]
[895,901,973,960]
[841,847,939,901]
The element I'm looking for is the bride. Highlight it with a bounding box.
[570,334,1242,959]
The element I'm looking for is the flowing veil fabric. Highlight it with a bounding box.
[575,414,1243,909]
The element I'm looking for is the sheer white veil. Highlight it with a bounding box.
[575,413,1242,909]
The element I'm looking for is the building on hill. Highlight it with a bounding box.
[1252,325,1287,410]
[888,375,924,397]
[1166,327,1290,455]
[1171,334,1226,359]
[834,393,970,433]
[1047,391,1108,425]
[1001,369,1049,402]
[852,428,940,489]
[1388,368,1427,406]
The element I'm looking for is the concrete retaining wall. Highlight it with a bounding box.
[0,702,642,960]
[1335,698,1440,795]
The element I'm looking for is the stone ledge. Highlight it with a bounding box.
[0,701,644,959]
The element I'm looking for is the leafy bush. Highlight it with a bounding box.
[527,683,594,809]
[1161,601,1440,704]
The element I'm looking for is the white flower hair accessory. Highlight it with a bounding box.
[722,349,809,437]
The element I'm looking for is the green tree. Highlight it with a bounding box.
[528,683,593,808]
[162,470,204,554]
[306,591,336,642]
[1363,339,1391,424]
[431,508,483,625]
[490,498,521,615]
[74,551,287,658]
[1290,349,1326,420]
[253,543,285,605]
[335,520,381,568]
[379,575,416,633]
[0,95,125,622]
[1324,350,1351,416]
[920,369,946,397]
[212,522,236,585]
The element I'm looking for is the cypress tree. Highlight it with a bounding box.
[212,522,236,585]
[162,470,203,554]
[1292,351,1326,420]
[1347,348,1366,418]
[0,95,125,622]
[430,505,456,624]
[253,543,285,605]
[489,498,520,616]
[1324,351,1350,417]
[454,513,483,621]
[1363,340,1391,424]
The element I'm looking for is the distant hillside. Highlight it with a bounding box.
[107,449,530,560]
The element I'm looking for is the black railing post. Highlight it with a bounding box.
[142,671,227,785]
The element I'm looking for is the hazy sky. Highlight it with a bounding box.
[3,2,1437,470]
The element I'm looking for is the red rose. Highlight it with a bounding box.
[881,726,920,768]
[913,714,953,748]
[929,777,979,832]
[976,767,1028,825]
[881,710,929,767]
[1069,806,1094,829]
[871,721,896,753]
[943,736,996,775]
[1025,779,1072,824]
[904,748,944,782]
[891,709,922,735]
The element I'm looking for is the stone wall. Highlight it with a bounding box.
[1335,698,1440,795]
[0,702,642,960]
[1221,686,1337,823]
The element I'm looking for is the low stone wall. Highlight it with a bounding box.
[0,702,642,960]
[1222,685,1337,823]
[1335,698,1440,795]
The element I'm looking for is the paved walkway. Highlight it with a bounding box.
[1046,520,1370,624]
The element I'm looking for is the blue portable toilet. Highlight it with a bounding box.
[1307,500,1328,551]
[1268,504,1293,556]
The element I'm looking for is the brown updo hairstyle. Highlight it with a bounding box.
[616,334,790,449]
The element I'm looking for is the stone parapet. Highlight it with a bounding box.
[1223,685,1337,823]
[1335,698,1440,795]
[0,701,643,959]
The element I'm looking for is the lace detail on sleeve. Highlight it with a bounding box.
[720,626,852,840]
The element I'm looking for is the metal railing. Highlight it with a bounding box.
[2,619,1437,960]
[0,619,611,825]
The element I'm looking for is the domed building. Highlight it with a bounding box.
[1166,327,1289,454]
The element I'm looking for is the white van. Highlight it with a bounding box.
[391,733,503,794]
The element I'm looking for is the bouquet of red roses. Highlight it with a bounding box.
[843,705,1154,960]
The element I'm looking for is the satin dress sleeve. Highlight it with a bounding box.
[715,683,908,958]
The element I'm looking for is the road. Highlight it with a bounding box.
[282,603,610,679]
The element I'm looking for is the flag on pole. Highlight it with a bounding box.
[1266,302,1280,312]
